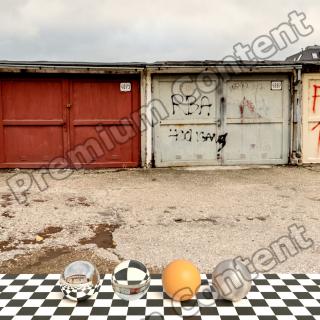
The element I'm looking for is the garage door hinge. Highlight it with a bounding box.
[66,103,72,108]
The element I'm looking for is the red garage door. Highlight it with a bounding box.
[0,75,140,168]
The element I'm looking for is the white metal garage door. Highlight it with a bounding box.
[153,75,226,167]
[152,74,290,167]
[224,75,290,165]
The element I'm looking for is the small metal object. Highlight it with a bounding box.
[59,261,100,302]
[212,259,252,302]
[112,260,151,301]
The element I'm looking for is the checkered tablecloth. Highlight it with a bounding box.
[0,273,319,319]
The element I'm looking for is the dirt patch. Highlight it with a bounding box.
[0,240,17,252]
[32,199,47,203]
[38,226,63,239]
[0,226,64,251]
[1,193,14,208]
[66,196,91,207]
[246,216,269,221]
[193,218,219,224]
[256,216,268,221]
[174,218,219,224]
[79,224,119,249]
[0,247,119,274]
[0,166,318,274]
[1,193,13,201]
[148,265,162,274]
[20,226,64,245]
[2,210,14,218]
[20,239,37,245]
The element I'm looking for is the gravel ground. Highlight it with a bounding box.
[0,165,319,274]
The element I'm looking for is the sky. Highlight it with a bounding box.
[0,0,319,62]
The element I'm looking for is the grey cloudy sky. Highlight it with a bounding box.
[0,0,319,62]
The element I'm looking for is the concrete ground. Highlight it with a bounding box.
[0,165,319,275]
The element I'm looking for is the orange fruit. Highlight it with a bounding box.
[162,260,201,301]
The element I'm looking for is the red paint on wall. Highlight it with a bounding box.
[239,96,262,119]
[312,85,320,113]
[239,97,255,114]
[239,104,244,116]
[312,122,320,150]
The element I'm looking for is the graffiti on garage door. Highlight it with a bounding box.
[171,94,213,116]
[168,93,228,150]
[302,75,320,163]
[168,129,228,151]
[153,75,290,167]
[153,75,227,166]
[311,85,320,152]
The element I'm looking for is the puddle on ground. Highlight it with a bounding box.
[79,224,119,249]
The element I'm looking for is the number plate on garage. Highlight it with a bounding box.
[271,81,282,90]
[120,82,131,92]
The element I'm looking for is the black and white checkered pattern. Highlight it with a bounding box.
[60,282,100,302]
[0,273,319,319]
[112,260,150,286]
